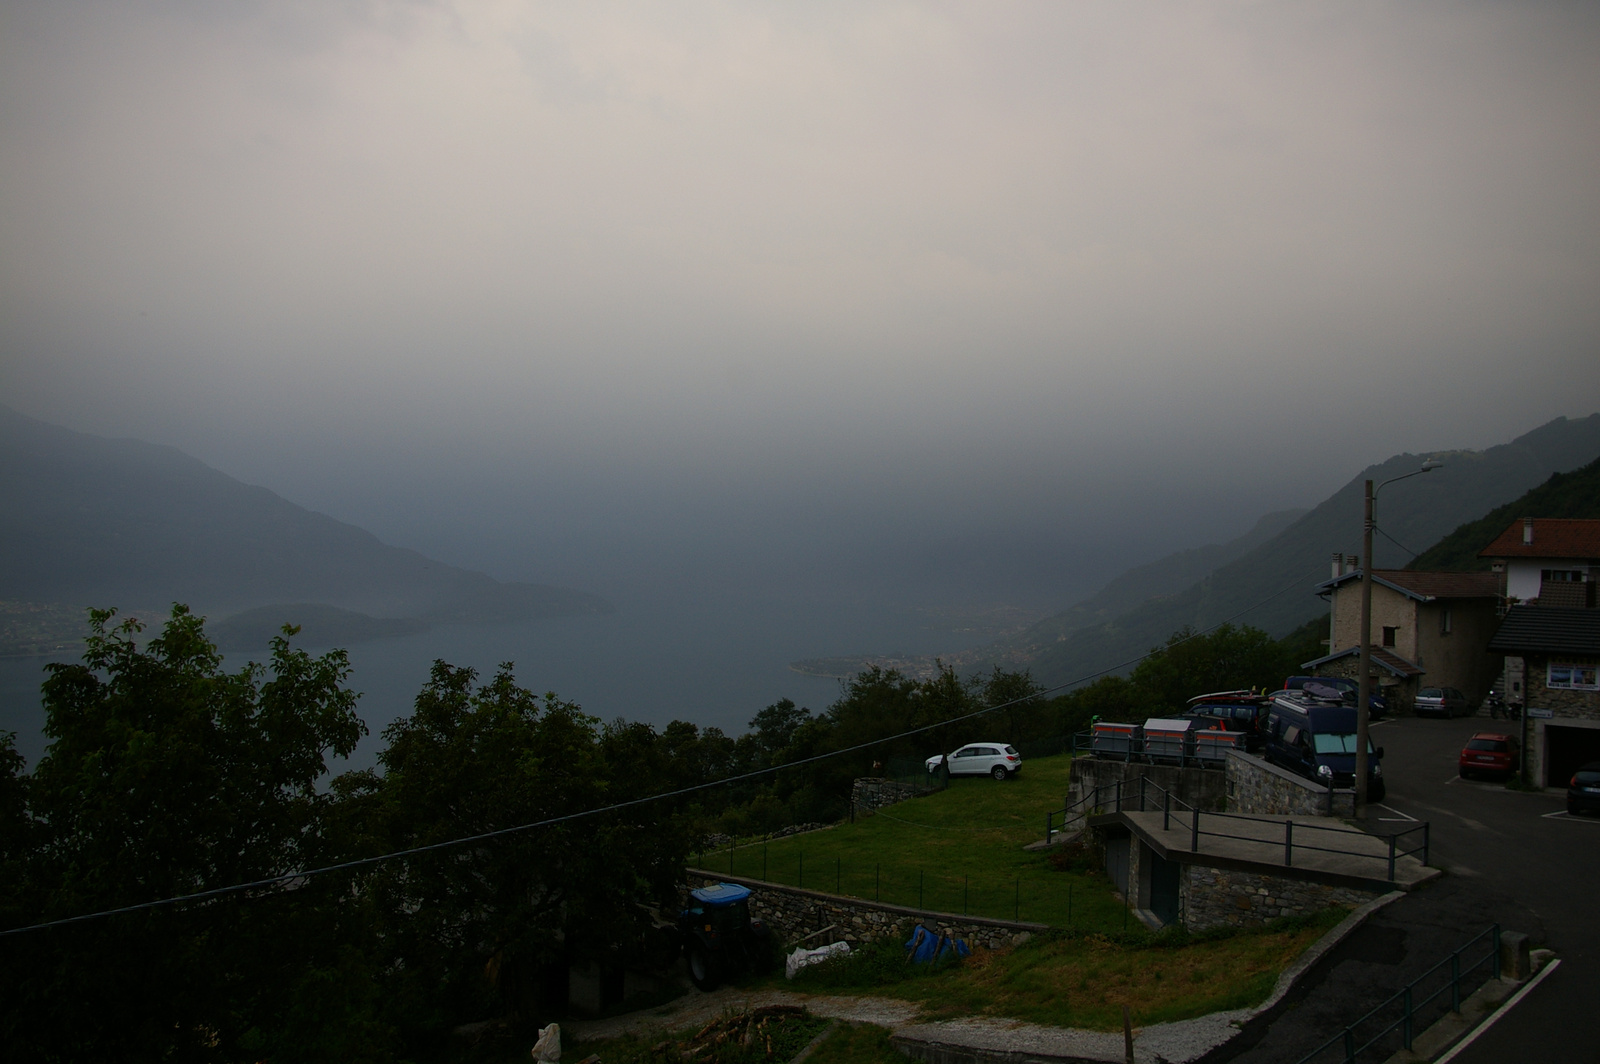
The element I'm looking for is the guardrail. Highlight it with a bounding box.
[1068,728,1244,769]
[1293,924,1501,1064]
[1050,777,1429,883]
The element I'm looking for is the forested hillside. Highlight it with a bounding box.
[1407,456,1600,572]
[984,414,1600,688]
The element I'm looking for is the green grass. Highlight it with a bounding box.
[694,754,1125,930]
[802,1023,905,1064]
[785,909,1347,1031]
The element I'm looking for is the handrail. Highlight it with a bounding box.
[1293,924,1501,1064]
[1066,776,1430,882]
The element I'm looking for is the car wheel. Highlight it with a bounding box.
[991,765,1008,781]
[687,941,720,992]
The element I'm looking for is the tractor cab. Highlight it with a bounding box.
[678,883,773,991]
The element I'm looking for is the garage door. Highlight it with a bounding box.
[1544,725,1600,787]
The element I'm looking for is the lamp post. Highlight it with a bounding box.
[1356,458,1442,812]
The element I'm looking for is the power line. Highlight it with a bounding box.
[2,568,1318,938]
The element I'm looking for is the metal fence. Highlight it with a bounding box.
[1293,924,1502,1064]
[1047,777,1429,883]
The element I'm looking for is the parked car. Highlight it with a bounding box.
[1263,690,1386,801]
[1282,675,1387,719]
[1414,687,1469,718]
[1568,762,1600,817]
[925,743,1021,780]
[1182,690,1272,750]
[1457,732,1519,780]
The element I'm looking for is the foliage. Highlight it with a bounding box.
[568,1008,831,1064]
[336,661,686,1043]
[2,605,366,1062]
[1408,455,1600,572]
[801,1023,906,1064]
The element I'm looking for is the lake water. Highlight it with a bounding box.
[0,591,996,772]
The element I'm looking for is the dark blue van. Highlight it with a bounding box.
[1264,691,1386,801]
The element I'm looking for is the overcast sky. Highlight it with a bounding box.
[3,1,1598,608]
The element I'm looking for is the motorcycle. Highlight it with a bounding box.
[1486,693,1522,721]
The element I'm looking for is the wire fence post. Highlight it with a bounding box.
[1451,951,1462,1012]
[1402,986,1413,1049]
[1492,924,1502,979]
[1284,821,1293,867]
[1139,775,1146,812]
[1388,834,1397,881]
[1163,790,1170,832]
[763,843,768,883]
[1423,823,1431,866]
[1014,878,1020,921]
[1343,1027,1355,1064]
[919,870,924,909]
[875,863,881,902]
[799,851,803,889]
[963,876,969,915]
[836,858,841,894]
[1191,806,1200,851]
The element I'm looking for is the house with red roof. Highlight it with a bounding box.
[1482,518,1600,787]
[1305,561,1504,714]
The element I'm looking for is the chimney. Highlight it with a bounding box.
[1332,553,1345,579]
[1523,517,1535,545]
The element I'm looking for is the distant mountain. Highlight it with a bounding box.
[1407,455,1600,572]
[0,406,612,633]
[1010,508,1306,647]
[984,414,1600,687]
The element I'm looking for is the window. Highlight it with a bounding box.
[1382,626,1398,648]
[1541,569,1584,583]
[1440,608,1452,636]
[1547,663,1599,690]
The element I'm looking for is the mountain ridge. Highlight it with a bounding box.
[0,405,613,632]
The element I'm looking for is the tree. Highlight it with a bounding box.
[341,661,684,1040]
[4,605,366,1062]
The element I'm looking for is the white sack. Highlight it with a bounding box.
[784,941,851,979]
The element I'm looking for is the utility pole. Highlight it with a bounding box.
[1357,480,1375,812]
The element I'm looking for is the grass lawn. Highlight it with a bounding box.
[692,754,1127,931]
[786,909,1347,1031]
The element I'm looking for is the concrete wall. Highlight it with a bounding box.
[1521,653,1600,720]
[1067,756,1229,816]
[1331,582,1420,662]
[1225,750,1355,818]
[1412,600,1502,706]
[684,872,1043,952]
[1181,865,1377,931]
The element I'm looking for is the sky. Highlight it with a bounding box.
[2,1,1598,612]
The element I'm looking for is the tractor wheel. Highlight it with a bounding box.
[687,941,720,992]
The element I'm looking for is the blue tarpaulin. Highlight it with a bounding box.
[904,924,969,964]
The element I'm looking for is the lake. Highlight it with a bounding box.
[0,590,1003,771]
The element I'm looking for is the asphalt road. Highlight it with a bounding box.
[1209,712,1598,1063]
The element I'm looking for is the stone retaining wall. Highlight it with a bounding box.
[850,777,926,815]
[1225,750,1355,818]
[685,871,1044,952]
[1181,865,1375,931]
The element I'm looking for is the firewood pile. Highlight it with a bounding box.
[651,1006,812,1062]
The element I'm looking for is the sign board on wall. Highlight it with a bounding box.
[1527,707,1555,719]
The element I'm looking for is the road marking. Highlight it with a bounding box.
[1435,958,1562,1064]
[1541,811,1600,824]
[1375,804,1418,822]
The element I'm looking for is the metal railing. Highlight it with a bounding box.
[1053,777,1429,883]
[1069,728,1243,769]
[1293,924,1502,1064]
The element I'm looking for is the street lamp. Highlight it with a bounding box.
[1357,458,1443,812]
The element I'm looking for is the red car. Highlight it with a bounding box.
[1458,732,1519,780]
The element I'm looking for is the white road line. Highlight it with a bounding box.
[1435,958,1562,1064]
[1541,810,1600,823]
[1375,804,1419,822]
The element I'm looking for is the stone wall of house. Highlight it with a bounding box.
[684,872,1044,952]
[1181,865,1377,931]
[1067,756,1229,817]
[1225,751,1355,818]
[850,777,926,815]
[1525,654,1600,720]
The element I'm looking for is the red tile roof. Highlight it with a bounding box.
[1479,518,1600,560]
[1370,570,1502,599]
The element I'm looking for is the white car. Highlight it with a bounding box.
[925,743,1022,780]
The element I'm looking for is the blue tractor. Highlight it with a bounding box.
[678,883,775,991]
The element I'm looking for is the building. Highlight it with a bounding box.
[1479,517,1600,607]
[1481,518,1600,786]
[1304,557,1503,713]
